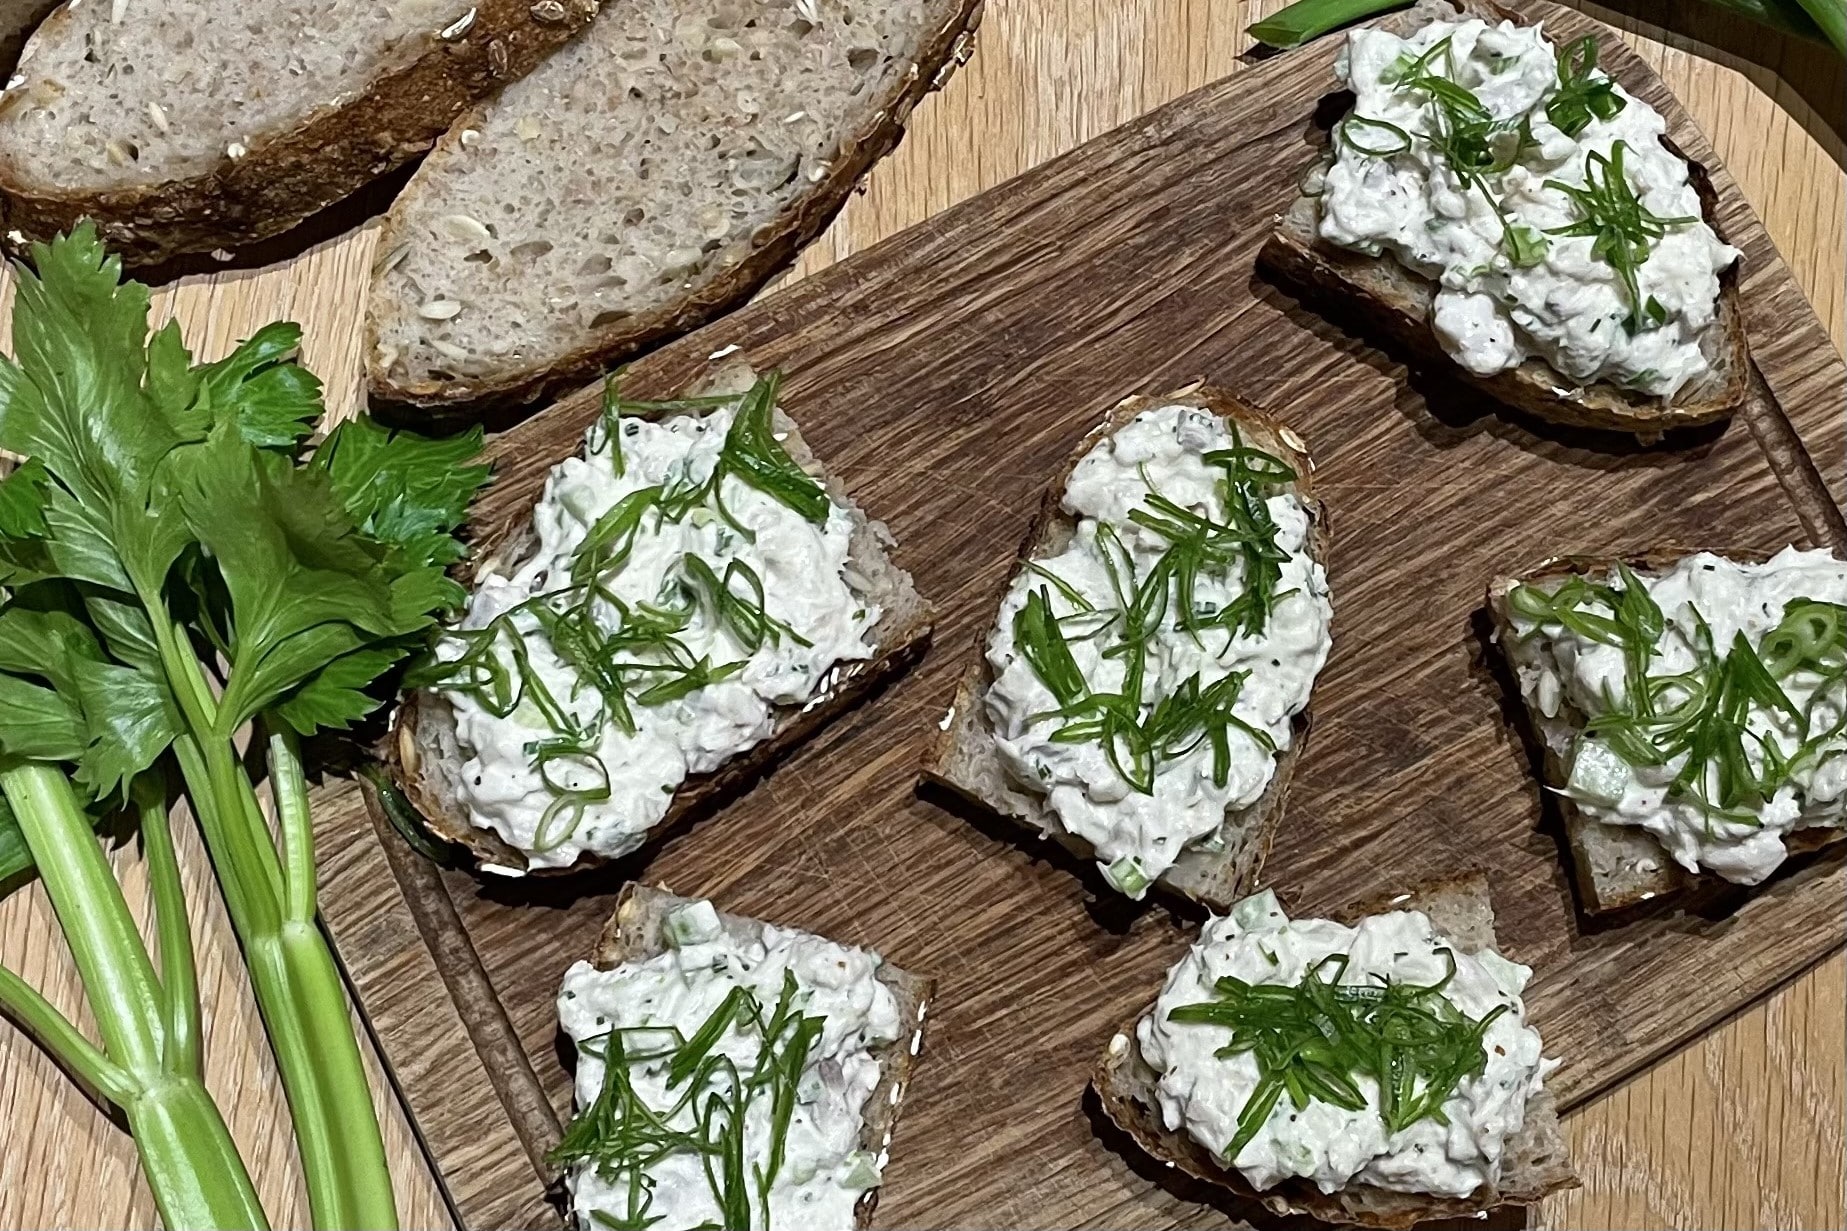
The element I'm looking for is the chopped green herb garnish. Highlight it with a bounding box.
[1544,141,1697,327]
[550,972,828,1231]
[1168,949,1507,1161]
[1545,36,1626,137]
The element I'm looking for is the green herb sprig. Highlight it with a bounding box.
[1169,949,1509,1161]
[1545,36,1627,137]
[550,972,829,1231]
[1543,141,1697,330]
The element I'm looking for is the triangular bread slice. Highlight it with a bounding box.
[586,883,933,1228]
[1092,873,1579,1228]
[391,364,934,874]
[1486,552,1847,913]
[921,384,1326,911]
[1256,0,1749,440]
[0,0,596,265]
[366,0,983,411]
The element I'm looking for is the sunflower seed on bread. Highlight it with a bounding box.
[1093,873,1579,1229]
[365,0,982,411]
[0,0,596,265]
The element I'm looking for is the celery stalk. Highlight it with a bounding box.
[0,764,269,1231]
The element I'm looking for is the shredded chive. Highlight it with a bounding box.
[1169,948,1506,1160]
[1543,141,1698,326]
[551,972,831,1231]
[1545,36,1626,137]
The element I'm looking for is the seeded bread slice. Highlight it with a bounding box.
[0,0,597,266]
[1092,873,1580,1229]
[366,0,982,412]
[390,363,934,875]
[1256,0,1750,441]
[1487,552,1847,913]
[589,883,933,1229]
[920,384,1326,911]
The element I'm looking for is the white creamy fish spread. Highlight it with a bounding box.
[555,900,903,1230]
[1135,890,1553,1198]
[1318,18,1740,398]
[984,405,1332,897]
[1504,547,1847,885]
[419,375,876,870]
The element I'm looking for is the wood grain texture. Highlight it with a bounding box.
[313,5,1847,1228]
[0,3,1841,1230]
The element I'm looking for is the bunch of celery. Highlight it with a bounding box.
[1248,0,1847,57]
[0,227,487,1229]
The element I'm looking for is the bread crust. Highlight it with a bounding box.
[0,0,598,266]
[1091,873,1580,1228]
[1487,551,1847,913]
[919,383,1326,911]
[365,0,985,412]
[1256,0,1751,440]
[588,884,933,1229]
[389,394,933,875]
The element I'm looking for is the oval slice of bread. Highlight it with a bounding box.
[1092,872,1580,1229]
[365,0,983,411]
[0,0,598,265]
[1487,551,1847,914]
[391,366,934,875]
[920,384,1326,911]
[588,883,932,1228]
[1257,0,1749,440]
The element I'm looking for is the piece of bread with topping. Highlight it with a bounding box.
[1488,547,1847,912]
[1258,0,1749,440]
[391,363,933,874]
[1093,873,1578,1228]
[556,883,932,1229]
[923,384,1330,909]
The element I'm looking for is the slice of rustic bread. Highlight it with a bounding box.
[391,364,934,874]
[0,0,596,265]
[1256,0,1750,440]
[920,384,1326,911]
[366,0,982,412]
[1487,552,1846,913]
[590,883,933,1229]
[1092,873,1579,1229]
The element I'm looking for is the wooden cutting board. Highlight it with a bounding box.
[312,6,1847,1228]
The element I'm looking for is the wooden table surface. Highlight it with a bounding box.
[0,2,1841,1228]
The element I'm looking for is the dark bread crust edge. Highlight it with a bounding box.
[1091,873,1580,1229]
[919,383,1327,912]
[1255,0,1751,440]
[366,0,986,412]
[0,0,596,266]
[1486,550,1847,913]
[389,391,934,876]
[591,883,934,1230]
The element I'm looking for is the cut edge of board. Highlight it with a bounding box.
[314,4,1847,1227]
